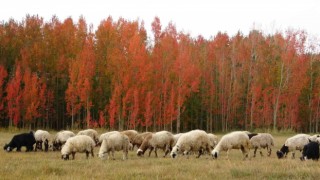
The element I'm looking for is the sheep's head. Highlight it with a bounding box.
[3,144,12,152]
[276,145,288,159]
[137,149,144,156]
[300,156,307,161]
[211,149,219,159]
[171,145,180,158]
[98,153,106,160]
[52,141,60,151]
[61,154,69,160]
[276,151,284,159]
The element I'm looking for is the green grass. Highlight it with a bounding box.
[1,131,320,179]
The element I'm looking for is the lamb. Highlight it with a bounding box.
[300,140,320,161]
[121,130,139,150]
[171,130,212,159]
[34,130,51,152]
[211,131,252,160]
[61,135,95,160]
[131,132,152,150]
[137,131,174,158]
[77,129,99,144]
[98,132,130,160]
[250,133,274,157]
[276,134,310,159]
[53,130,75,151]
[4,131,36,152]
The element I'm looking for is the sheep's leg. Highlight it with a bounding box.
[164,146,170,158]
[91,148,94,157]
[71,152,75,160]
[253,148,257,157]
[260,149,264,157]
[292,150,295,159]
[44,140,49,152]
[196,149,202,158]
[148,147,154,157]
[154,148,158,158]
[226,149,230,160]
[123,149,128,160]
[27,146,33,152]
[268,147,272,157]
[111,149,115,160]
[39,141,43,151]
[86,151,89,159]
[241,146,249,160]
[17,146,21,152]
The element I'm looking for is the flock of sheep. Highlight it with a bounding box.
[3,129,320,161]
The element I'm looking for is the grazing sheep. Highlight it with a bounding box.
[276,134,310,159]
[4,131,36,152]
[171,130,212,159]
[53,130,75,151]
[77,129,99,144]
[34,130,51,152]
[98,132,130,160]
[137,131,174,158]
[300,140,320,161]
[131,132,152,150]
[121,130,138,150]
[61,135,95,160]
[250,133,274,157]
[211,131,252,160]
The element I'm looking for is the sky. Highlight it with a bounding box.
[0,0,319,39]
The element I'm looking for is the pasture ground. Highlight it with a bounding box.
[1,130,320,180]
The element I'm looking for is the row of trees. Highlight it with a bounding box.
[0,15,319,132]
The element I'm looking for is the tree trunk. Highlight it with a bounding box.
[315,96,320,133]
[273,62,285,131]
[308,58,314,133]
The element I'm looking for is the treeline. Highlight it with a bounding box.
[0,15,319,132]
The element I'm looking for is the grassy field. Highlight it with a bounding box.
[1,130,320,180]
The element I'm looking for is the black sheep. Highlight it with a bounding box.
[3,131,36,152]
[300,141,320,161]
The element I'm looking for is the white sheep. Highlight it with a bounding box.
[34,130,51,152]
[98,132,130,160]
[61,135,95,160]
[171,130,212,159]
[77,129,99,144]
[250,133,274,157]
[276,134,311,159]
[137,131,174,158]
[53,130,75,151]
[211,131,251,160]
